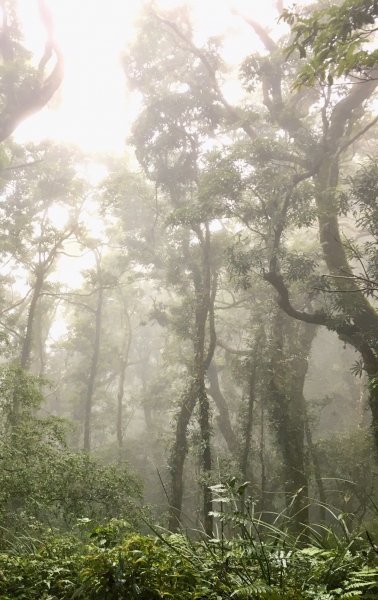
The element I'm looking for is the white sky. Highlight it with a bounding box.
[14,0,288,153]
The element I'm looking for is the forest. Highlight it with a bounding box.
[0,0,377,598]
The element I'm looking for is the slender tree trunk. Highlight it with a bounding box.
[240,361,257,482]
[20,270,44,370]
[9,270,45,427]
[169,379,198,531]
[139,357,153,431]
[116,310,132,456]
[304,408,326,521]
[83,285,103,452]
[35,299,58,382]
[116,358,127,452]
[207,362,238,456]
[169,224,215,534]
[198,382,213,535]
[268,312,315,528]
[259,396,266,513]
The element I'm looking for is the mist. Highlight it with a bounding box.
[0,0,377,597]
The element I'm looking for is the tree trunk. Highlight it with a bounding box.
[207,361,238,456]
[198,382,213,536]
[259,395,267,513]
[315,156,378,451]
[240,360,257,482]
[254,25,378,456]
[9,270,45,426]
[169,379,198,531]
[116,309,132,455]
[304,408,327,522]
[20,270,44,370]
[268,312,315,528]
[169,223,215,534]
[83,285,103,453]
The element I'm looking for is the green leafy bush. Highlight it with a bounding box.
[0,513,377,599]
[0,366,142,541]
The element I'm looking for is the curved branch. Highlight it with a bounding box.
[207,361,238,456]
[263,271,378,379]
[337,114,378,157]
[0,1,63,143]
[328,68,378,148]
[263,271,327,326]
[239,16,278,53]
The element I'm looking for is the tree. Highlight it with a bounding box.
[123,3,378,532]
[0,143,85,423]
[241,8,378,451]
[0,0,63,142]
[125,8,229,534]
[212,2,378,452]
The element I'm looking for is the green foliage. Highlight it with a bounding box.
[283,0,378,86]
[0,366,142,540]
[0,498,377,599]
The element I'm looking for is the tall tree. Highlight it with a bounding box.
[144,2,378,452]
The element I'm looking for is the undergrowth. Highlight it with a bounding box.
[0,483,377,599]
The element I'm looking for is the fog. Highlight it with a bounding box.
[0,1,377,597]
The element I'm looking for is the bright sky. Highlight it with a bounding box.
[14,0,286,153]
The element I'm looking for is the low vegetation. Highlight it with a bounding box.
[1,495,378,599]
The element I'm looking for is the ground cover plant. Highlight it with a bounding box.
[1,484,378,599]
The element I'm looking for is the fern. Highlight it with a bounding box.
[342,566,378,597]
[231,582,284,599]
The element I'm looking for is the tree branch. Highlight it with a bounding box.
[0,1,63,143]
[328,68,378,148]
[337,114,378,157]
[263,271,327,326]
[217,339,249,356]
[153,10,256,139]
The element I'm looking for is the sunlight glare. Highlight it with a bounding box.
[47,204,70,230]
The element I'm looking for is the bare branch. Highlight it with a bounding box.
[217,339,249,356]
[337,114,378,157]
[0,288,33,316]
[238,15,278,53]
[1,160,44,173]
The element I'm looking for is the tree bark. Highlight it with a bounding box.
[259,395,267,512]
[268,312,315,528]
[207,361,238,456]
[83,284,103,453]
[198,381,213,535]
[169,378,198,531]
[169,224,215,535]
[304,408,327,522]
[20,271,44,371]
[240,360,257,482]
[116,309,132,455]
